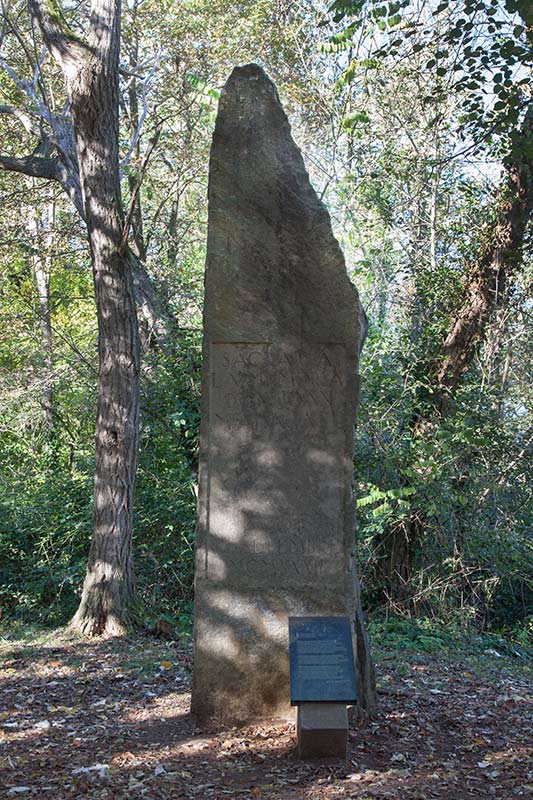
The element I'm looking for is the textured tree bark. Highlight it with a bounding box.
[29,0,140,636]
[436,104,532,408]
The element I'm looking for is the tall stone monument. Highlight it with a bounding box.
[192,64,375,723]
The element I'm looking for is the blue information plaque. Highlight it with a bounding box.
[289,616,358,705]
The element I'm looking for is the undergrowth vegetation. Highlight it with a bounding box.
[0,0,531,644]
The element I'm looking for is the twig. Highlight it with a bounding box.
[121,49,161,171]
[119,125,162,256]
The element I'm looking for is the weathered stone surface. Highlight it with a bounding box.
[191,63,374,724]
[297,703,349,758]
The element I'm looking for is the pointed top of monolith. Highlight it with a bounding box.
[206,63,361,347]
[225,63,279,93]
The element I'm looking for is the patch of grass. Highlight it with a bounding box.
[368,614,532,681]
[0,621,60,651]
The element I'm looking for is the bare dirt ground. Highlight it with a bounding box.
[0,630,531,799]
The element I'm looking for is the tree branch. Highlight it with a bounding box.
[0,103,41,137]
[0,152,59,179]
[122,50,161,171]
[119,124,161,255]
[27,0,89,77]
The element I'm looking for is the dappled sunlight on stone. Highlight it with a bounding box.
[306,448,338,467]
[192,64,372,724]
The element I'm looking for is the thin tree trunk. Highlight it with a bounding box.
[28,195,55,431]
[436,104,532,407]
[372,514,424,608]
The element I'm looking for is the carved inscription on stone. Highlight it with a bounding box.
[206,342,347,587]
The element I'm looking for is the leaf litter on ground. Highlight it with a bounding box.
[0,626,531,799]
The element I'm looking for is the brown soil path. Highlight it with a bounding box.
[1,632,531,799]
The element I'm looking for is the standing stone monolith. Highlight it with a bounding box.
[191,64,375,724]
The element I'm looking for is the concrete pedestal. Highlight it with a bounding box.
[297,703,348,758]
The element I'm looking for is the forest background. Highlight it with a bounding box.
[0,0,531,647]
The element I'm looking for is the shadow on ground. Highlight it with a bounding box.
[0,631,531,799]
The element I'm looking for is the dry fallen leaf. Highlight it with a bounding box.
[391,752,406,762]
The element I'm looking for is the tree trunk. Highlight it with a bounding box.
[372,515,423,608]
[30,0,140,636]
[436,104,532,407]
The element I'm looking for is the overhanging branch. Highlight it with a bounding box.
[0,104,41,137]
[0,152,59,180]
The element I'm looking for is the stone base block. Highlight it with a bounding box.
[297,703,348,758]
